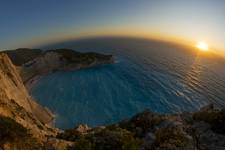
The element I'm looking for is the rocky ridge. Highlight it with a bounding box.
[57,104,225,150]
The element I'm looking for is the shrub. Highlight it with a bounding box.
[3,48,42,66]
[0,116,41,149]
[119,110,163,137]
[153,127,193,150]
[193,109,225,134]
[53,49,112,65]
[56,129,82,141]
[67,127,141,150]
[68,138,92,150]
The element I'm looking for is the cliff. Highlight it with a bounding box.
[0,49,224,150]
[0,48,114,149]
[3,48,114,88]
[0,53,58,149]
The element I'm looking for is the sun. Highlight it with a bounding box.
[196,41,209,51]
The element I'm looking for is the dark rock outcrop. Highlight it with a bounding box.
[0,53,57,149]
[57,105,225,150]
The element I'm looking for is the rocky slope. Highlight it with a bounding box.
[56,104,225,150]
[0,49,224,150]
[0,48,114,149]
[0,53,58,149]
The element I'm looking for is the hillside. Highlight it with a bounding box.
[2,48,42,66]
[1,48,114,88]
[0,53,58,149]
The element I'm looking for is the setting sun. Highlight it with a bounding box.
[196,41,209,51]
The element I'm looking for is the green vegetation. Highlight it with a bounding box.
[58,126,141,150]
[153,127,193,150]
[2,48,113,68]
[119,110,163,137]
[53,49,112,65]
[2,48,42,66]
[193,109,225,134]
[0,116,41,149]
[68,138,92,150]
[56,129,83,141]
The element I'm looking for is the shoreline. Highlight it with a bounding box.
[25,75,44,90]
[25,60,114,91]
[24,61,115,128]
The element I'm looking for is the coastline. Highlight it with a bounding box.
[25,59,114,91]
[20,50,115,128]
[25,75,43,90]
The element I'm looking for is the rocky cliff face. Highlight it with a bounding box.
[0,49,114,149]
[3,49,114,88]
[18,51,66,87]
[0,53,56,142]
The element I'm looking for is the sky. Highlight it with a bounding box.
[1,0,225,53]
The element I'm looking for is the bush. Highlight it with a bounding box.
[56,129,82,141]
[153,127,193,150]
[67,127,141,150]
[193,109,225,134]
[68,138,92,150]
[3,48,42,66]
[119,110,163,137]
[0,116,41,149]
[52,49,112,65]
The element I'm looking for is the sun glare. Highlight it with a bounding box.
[196,41,209,51]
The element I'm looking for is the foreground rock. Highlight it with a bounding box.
[57,107,225,150]
[0,49,113,149]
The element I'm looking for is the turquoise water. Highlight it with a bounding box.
[32,38,225,129]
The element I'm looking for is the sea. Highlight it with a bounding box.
[31,37,225,129]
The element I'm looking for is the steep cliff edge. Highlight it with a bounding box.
[0,49,114,149]
[0,53,56,142]
[3,48,114,88]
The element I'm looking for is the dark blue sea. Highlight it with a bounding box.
[31,37,225,129]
